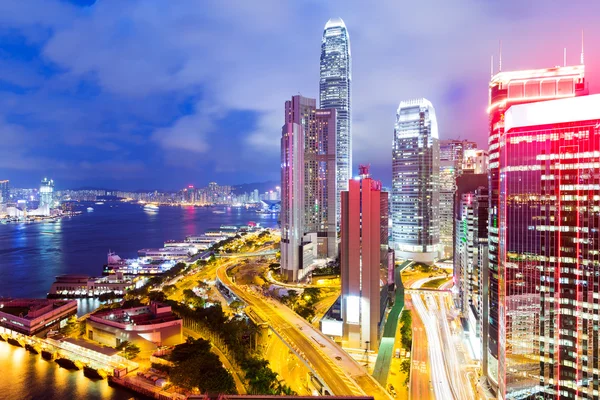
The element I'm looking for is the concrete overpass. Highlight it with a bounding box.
[216,264,392,400]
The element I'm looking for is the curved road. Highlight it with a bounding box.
[216,263,391,400]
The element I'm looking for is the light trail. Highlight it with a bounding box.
[411,293,454,399]
[435,294,473,400]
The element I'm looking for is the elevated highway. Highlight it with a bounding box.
[216,263,392,400]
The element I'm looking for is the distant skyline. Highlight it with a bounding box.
[1,1,600,189]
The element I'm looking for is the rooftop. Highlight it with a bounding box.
[0,298,77,320]
[490,64,585,86]
[324,17,346,30]
[505,93,600,131]
[91,302,179,327]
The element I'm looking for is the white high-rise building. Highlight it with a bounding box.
[391,99,440,263]
[320,17,351,228]
[39,178,54,209]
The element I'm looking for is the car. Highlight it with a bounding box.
[335,356,342,361]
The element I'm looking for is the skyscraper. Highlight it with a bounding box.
[502,94,600,399]
[453,176,488,359]
[392,98,440,263]
[39,178,54,209]
[486,64,588,398]
[320,17,351,227]
[0,180,9,204]
[341,165,383,350]
[439,139,477,257]
[280,95,337,282]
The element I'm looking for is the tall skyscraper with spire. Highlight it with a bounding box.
[320,17,351,227]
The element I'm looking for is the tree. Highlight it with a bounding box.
[163,284,177,295]
[400,310,412,350]
[170,339,236,394]
[116,341,141,360]
[302,287,321,304]
[282,290,299,306]
[400,358,411,386]
[241,357,279,394]
[149,290,167,302]
[229,300,244,312]
[170,337,211,363]
[295,304,315,320]
[277,382,297,395]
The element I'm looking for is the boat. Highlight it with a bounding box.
[212,210,226,214]
[84,365,108,380]
[87,207,94,212]
[55,357,82,370]
[144,204,159,210]
[95,201,104,205]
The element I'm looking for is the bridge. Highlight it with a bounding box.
[215,249,278,258]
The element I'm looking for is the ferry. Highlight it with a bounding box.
[103,251,176,276]
[95,201,104,205]
[87,207,94,212]
[144,204,159,210]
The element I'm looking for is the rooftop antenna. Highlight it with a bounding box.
[499,40,502,72]
[564,48,567,67]
[580,30,585,65]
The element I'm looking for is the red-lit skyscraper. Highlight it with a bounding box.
[486,64,589,398]
[501,94,600,399]
[341,165,383,350]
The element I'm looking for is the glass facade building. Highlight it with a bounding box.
[281,95,337,282]
[392,98,440,262]
[0,180,9,204]
[486,65,589,398]
[320,17,351,228]
[500,94,600,400]
[39,178,54,209]
[439,139,477,258]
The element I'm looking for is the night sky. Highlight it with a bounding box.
[1,0,599,190]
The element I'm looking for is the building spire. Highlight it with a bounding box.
[499,40,502,72]
[491,55,494,78]
[581,29,585,65]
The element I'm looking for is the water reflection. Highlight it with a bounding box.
[0,202,277,298]
[0,341,132,400]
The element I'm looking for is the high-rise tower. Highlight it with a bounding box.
[439,139,477,258]
[341,165,383,350]
[39,178,54,209]
[0,180,9,204]
[486,64,588,397]
[281,95,337,282]
[320,17,351,228]
[392,99,440,263]
[502,94,600,400]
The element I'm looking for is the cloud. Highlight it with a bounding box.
[152,102,222,154]
[1,0,600,189]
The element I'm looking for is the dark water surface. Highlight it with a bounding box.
[0,202,277,399]
[0,202,277,298]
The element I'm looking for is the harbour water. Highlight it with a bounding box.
[0,202,278,398]
[0,339,134,400]
[0,202,278,298]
